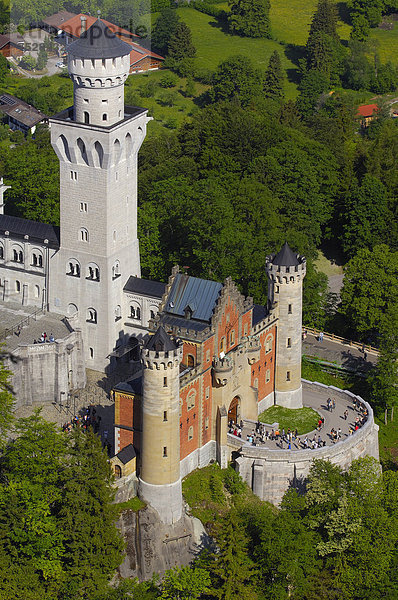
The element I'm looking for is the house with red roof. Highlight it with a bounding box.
[0,33,23,58]
[41,11,164,73]
[357,103,379,128]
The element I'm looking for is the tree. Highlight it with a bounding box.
[151,8,180,56]
[0,52,8,82]
[160,565,211,599]
[263,50,284,100]
[228,0,271,38]
[36,46,48,71]
[167,22,196,64]
[340,244,398,339]
[369,304,398,413]
[340,175,394,259]
[208,55,262,105]
[296,68,329,117]
[207,510,256,599]
[57,428,123,599]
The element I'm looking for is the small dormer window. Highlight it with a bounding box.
[184,305,193,320]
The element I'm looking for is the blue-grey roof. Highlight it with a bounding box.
[145,326,178,351]
[252,304,267,326]
[0,214,60,248]
[165,273,222,323]
[272,242,300,267]
[113,377,142,395]
[67,19,132,59]
[161,314,209,333]
[124,276,165,299]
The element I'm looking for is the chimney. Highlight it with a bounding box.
[80,15,87,35]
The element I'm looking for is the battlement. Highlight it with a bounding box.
[142,344,182,370]
[266,259,306,283]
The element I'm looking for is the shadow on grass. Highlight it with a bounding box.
[336,2,352,25]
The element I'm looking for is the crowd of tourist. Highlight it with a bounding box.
[33,331,55,343]
[228,395,370,451]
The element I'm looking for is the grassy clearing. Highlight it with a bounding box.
[116,496,146,513]
[258,405,320,434]
[369,22,398,65]
[314,249,344,276]
[176,7,299,99]
[376,415,398,470]
[182,463,258,526]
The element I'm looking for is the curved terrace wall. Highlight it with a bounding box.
[233,381,379,505]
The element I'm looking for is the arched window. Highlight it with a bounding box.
[150,309,156,320]
[56,134,71,162]
[32,252,43,267]
[77,137,89,165]
[114,465,122,479]
[15,280,21,293]
[13,248,23,263]
[89,347,94,358]
[112,261,120,279]
[84,111,89,124]
[187,354,195,368]
[188,426,194,441]
[265,335,273,353]
[130,304,141,320]
[0,245,3,259]
[79,228,89,242]
[115,305,121,321]
[102,113,107,121]
[93,141,104,168]
[86,263,100,281]
[187,390,196,411]
[67,259,80,277]
[125,132,133,157]
[87,308,97,323]
[68,303,78,316]
[34,284,40,298]
[230,330,235,346]
[220,337,226,353]
[113,138,121,164]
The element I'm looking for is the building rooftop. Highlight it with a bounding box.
[113,377,143,395]
[41,10,77,29]
[357,104,379,118]
[165,273,223,323]
[0,33,22,49]
[0,93,47,128]
[272,242,300,267]
[124,276,165,299]
[67,19,132,59]
[0,214,60,248]
[116,443,136,464]
[57,12,139,40]
[145,326,178,352]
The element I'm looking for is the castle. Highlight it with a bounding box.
[0,20,379,525]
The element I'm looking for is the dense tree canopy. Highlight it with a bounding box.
[228,0,271,38]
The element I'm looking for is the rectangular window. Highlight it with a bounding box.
[163,446,167,457]
[163,377,167,387]
[286,371,290,381]
[287,338,291,348]
[163,411,167,422]
[244,323,248,336]
[188,426,193,441]
[205,386,210,399]
[70,171,77,180]
[275,285,279,293]
[288,304,292,314]
[205,417,209,430]
[206,350,210,363]
[266,369,270,383]
[79,202,88,212]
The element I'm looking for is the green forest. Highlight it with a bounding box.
[1,0,398,597]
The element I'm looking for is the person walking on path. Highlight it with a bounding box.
[319,331,324,342]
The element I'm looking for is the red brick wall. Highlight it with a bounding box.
[182,341,198,367]
[114,390,142,453]
[179,378,200,460]
[241,309,252,338]
[217,296,239,355]
[251,325,276,403]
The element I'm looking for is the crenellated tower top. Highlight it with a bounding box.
[67,19,131,126]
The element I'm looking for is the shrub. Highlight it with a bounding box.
[160,71,179,88]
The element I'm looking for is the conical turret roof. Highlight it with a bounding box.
[272,242,300,267]
[145,326,178,352]
[67,19,132,59]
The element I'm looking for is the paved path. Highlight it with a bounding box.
[303,331,377,370]
[231,385,368,452]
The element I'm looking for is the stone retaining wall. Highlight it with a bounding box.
[234,382,379,505]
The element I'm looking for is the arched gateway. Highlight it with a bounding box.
[228,396,240,424]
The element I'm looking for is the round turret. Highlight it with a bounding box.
[139,326,183,524]
[266,243,306,409]
[67,19,131,126]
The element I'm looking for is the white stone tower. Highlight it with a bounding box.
[266,243,306,409]
[139,327,183,524]
[49,20,151,371]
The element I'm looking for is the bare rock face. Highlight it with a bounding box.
[116,504,210,581]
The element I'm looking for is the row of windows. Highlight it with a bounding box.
[0,247,43,267]
[60,130,139,168]
[77,228,121,243]
[12,280,41,297]
[67,260,120,280]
